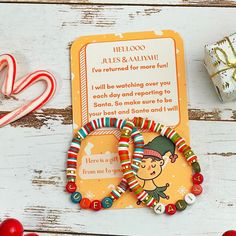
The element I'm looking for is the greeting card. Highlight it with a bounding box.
[70,31,191,209]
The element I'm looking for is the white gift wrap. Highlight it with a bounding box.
[205,33,236,102]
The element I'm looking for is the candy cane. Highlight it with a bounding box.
[0,54,56,128]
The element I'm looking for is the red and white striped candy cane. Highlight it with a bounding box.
[0,54,56,128]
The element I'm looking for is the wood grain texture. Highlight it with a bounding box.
[0,3,236,236]
[1,120,236,236]
[0,106,235,130]
[1,0,236,7]
[25,230,105,236]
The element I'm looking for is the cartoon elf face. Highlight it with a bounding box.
[136,136,177,203]
[138,157,164,180]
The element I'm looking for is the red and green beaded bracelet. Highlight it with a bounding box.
[118,117,203,215]
[66,117,144,211]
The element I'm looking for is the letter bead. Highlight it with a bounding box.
[184,193,196,205]
[192,173,204,184]
[90,200,102,211]
[71,192,82,203]
[175,200,187,211]
[66,182,77,193]
[80,198,91,209]
[102,197,113,209]
[191,184,203,196]
[153,203,165,214]
[165,204,177,215]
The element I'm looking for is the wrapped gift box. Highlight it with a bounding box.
[205,33,236,102]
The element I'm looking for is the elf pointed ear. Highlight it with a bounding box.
[160,159,164,166]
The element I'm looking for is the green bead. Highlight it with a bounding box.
[184,149,195,159]
[143,195,152,204]
[71,192,82,203]
[175,200,187,211]
[102,197,113,208]
[192,162,201,173]
[119,143,128,147]
[134,188,142,195]
[171,133,180,143]
[67,177,76,182]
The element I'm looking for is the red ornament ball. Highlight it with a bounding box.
[222,230,236,236]
[24,234,39,236]
[0,218,24,236]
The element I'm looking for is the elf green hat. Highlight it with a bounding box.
[144,136,178,163]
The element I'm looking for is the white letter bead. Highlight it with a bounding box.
[154,203,165,214]
[184,193,196,205]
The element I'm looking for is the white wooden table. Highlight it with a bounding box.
[0,1,236,235]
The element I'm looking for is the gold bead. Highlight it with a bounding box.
[122,129,131,135]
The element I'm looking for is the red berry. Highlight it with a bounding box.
[222,230,236,236]
[0,218,24,236]
[24,234,39,236]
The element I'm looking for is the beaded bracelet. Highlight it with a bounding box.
[66,117,144,211]
[118,117,203,215]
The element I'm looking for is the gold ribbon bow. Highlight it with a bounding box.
[211,36,236,82]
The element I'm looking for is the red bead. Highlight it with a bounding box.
[80,198,91,209]
[222,230,236,236]
[66,182,76,193]
[0,218,24,236]
[165,204,176,215]
[149,121,156,131]
[191,184,203,196]
[192,173,204,184]
[90,200,102,211]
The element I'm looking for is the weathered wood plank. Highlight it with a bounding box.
[0,4,236,236]
[25,231,103,235]
[0,120,236,235]
[0,106,235,130]
[0,4,235,128]
[0,0,236,7]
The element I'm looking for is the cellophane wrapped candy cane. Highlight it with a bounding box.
[205,33,236,102]
[0,54,56,127]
